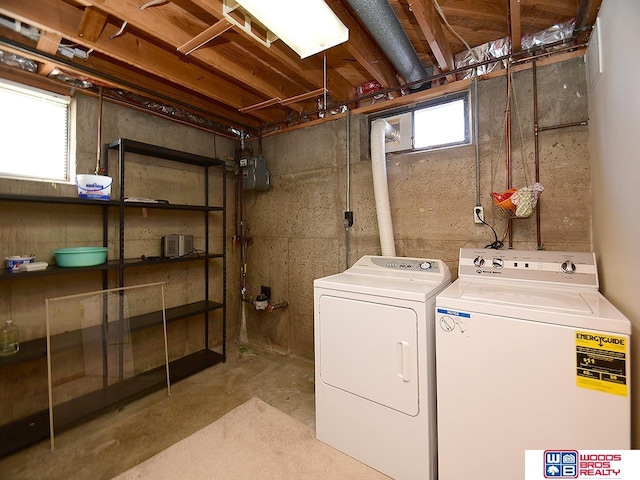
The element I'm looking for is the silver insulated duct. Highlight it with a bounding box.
[345,0,427,86]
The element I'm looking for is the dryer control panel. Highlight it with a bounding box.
[458,248,598,288]
[345,255,451,282]
[369,256,441,272]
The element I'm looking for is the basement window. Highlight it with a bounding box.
[413,95,469,149]
[377,92,471,153]
[0,78,73,183]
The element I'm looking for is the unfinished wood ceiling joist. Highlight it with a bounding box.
[0,0,598,130]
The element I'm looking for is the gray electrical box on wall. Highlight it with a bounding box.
[242,156,270,191]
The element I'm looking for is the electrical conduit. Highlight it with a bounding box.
[370,119,398,256]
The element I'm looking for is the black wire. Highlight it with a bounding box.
[181,248,206,258]
[476,209,504,249]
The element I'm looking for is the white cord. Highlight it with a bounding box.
[433,0,478,61]
[139,0,167,11]
[109,21,128,40]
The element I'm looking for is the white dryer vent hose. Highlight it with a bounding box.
[370,119,398,257]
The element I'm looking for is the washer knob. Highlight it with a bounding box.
[492,258,504,269]
[561,260,576,274]
[419,261,432,270]
[473,256,485,267]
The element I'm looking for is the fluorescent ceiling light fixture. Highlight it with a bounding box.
[233,0,348,58]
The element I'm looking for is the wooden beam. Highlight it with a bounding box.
[265,48,587,136]
[353,78,472,115]
[81,0,306,105]
[35,30,61,76]
[509,0,522,53]
[189,0,355,103]
[0,0,278,121]
[36,30,61,55]
[77,6,107,42]
[409,0,455,81]
[347,49,586,117]
[240,88,327,112]
[325,0,400,89]
[177,19,233,55]
[0,63,68,94]
[38,62,57,76]
[0,27,261,128]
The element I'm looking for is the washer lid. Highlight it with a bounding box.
[460,283,593,313]
[436,279,631,334]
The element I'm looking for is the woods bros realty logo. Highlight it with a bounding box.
[543,451,623,478]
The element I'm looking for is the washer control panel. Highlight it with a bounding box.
[459,248,598,287]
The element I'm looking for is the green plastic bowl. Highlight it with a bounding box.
[53,247,109,267]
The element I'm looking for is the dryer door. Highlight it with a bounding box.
[317,294,419,416]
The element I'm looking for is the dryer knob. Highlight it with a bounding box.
[492,258,504,269]
[561,260,576,274]
[473,256,485,267]
[419,261,432,270]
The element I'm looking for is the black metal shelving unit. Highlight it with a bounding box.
[0,139,226,456]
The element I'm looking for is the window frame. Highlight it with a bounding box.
[370,90,472,155]
[412,92,471,151]
[0,77,75,184]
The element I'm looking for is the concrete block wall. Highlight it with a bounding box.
[0,95,237,425]
[242,56,591,360]
[0,55,590,426]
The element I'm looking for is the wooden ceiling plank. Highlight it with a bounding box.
[177,19,233,55]
[38,62,57,76]
[82,0,303,103]
[36,30,62,55]
[0,0,277,119]
[77,6,107,42]
[353,76,471,114]
[509,0,522,53]
[189,0,355,103]
[409,0,455,80]
[34,28,65,79]
[0,26,262,127]
[324,0,400,88]
[436,0,509,23]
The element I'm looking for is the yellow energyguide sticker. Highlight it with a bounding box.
[576,330,628,397]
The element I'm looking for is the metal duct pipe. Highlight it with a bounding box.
[345,0,427,86]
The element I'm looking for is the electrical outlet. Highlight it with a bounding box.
[474,206,484,224]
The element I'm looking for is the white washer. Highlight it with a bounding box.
[314,255,451,480]
[436,248,631,480]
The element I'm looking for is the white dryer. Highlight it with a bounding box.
[314,255,451,480]
[435,248,631,480]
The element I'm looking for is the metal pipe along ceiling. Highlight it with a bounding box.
[345,0,427,86]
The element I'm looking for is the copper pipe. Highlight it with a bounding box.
[539,121,588,132]
[506,63,513,248]
[262,41,587,130]
[267,301,289,312]
[532,63,589,250]
[0,36,259,136]
[533,61,542,250]
[96,86,104,174]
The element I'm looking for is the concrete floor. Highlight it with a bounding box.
[0,345,316,480]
